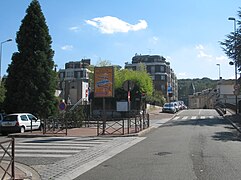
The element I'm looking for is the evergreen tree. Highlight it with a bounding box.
[0,83,6,111]
[4,0,57,118]
[220,8,241,71]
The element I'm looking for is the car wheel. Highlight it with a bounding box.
[20,126,25,133]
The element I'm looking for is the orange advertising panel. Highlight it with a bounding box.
[94,66,114,97]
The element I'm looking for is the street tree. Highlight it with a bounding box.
[4,0,57,118]
[115,68,153,97]
[95,59,112,67]
[220,8,241,71]
[0,83,6,111]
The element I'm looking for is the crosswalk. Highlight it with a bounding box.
[172,116,223,121]
[0,137,115,158]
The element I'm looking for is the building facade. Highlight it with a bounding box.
[125,54,178,101]
[58,59,90,105]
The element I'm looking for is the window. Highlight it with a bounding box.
[161,84,166,91]
[161,75,166,81]
[66,71,74,78]
[27,114,37,121]
[146,66,151,73]
[4,115,17,121]
[20,115,28,121]
[155,75,161,80]
[150,66,155,74]
[155,65,161,72]
[75,71,81,78]
[160,66,165,72]
[60,72,65,79]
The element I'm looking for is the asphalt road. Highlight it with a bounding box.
[75,109,241,180]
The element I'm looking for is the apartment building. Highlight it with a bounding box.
[58,59,90,105]
[125,54,178,101]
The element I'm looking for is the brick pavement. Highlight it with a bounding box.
[10,106,163,138]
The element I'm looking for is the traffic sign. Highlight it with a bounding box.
[123,80,135,91]
[167,86,172,93]
[234,84,240,90]
[59,102,66,111]
[234,89,240,96]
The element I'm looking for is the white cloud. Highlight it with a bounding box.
[149,36,159,45]
[69,26,80,32]
[195,44,213,60]
[195,44,229,65]
[61,45,73,51]
[85,16,147,34]
[215,55,228,62]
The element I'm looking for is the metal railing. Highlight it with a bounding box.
[97,111,150,136]
[43,116,68,135]
[0,138,15,179]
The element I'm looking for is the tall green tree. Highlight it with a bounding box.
[115,68,153,96]
[4,0,57,118]
[220,8,241,71]
[0,83,6,111]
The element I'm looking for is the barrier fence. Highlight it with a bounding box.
[0,138,15,179]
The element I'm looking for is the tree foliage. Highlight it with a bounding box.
[220,7,241,71]
[4,0,57,118]
[95,59,112,67]
[115,68,153,96]
[178,78,218,104]
[0,83,6,111]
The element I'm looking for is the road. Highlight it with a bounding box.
[75,109,241,180]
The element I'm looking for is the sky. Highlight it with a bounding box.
[0,0,241,80]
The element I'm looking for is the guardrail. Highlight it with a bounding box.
[0,138,15,179]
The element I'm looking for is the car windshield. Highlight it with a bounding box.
[164,103,173,107]
[4,115,18,121]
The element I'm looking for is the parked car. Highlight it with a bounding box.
[173,102,180,112]
[162,103,176,113]
[1,113,42,134]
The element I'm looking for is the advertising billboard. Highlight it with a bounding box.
[94,66,114,97]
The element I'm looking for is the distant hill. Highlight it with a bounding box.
[178,77,218,105]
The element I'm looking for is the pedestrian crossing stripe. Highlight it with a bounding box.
[172,116,223,120]
[0,137,116,158]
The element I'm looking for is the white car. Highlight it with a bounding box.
[1,113,42,134]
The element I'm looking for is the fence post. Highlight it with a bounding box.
[11,137,15,179]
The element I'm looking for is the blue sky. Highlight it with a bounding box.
[0,0,240,79]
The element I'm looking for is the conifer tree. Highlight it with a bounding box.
[4,0,57,118]
[220,8,241,71]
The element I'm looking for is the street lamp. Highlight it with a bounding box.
[228,17,238,114]
[216,63,221,80]
[0,38,12,81]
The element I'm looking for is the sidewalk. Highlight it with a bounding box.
[0,161,40,180]
[9,106,164,138]
[223,109,241,133]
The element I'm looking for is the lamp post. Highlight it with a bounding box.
[0,39,12,81]
[216,63,221,80]
[228,17,238,114]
